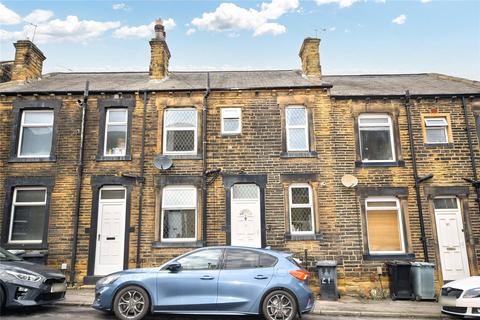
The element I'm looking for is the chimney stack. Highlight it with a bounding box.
[149,19,171,81]
[299,38,321,80]
[11,40,46,81]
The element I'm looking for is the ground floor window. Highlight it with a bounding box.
[161,186,197,242]
[289,184,314,234]
[8,187,47,244]
[365,197,405,254]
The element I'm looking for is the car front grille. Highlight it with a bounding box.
[35,291,65,302]
[44,278,66,285]
[443,306,468,314]
[441,287,463,298]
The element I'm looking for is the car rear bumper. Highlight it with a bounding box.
[4,280,66,308]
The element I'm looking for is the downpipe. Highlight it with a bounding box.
[202,73,211,247]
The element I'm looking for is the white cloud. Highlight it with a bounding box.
[113,18,175,39]
[420,0,431,3]
[186,28,196,36]
[0,3,21,25]
[315,0,360,8]
[24,9,54,24]
[329,26,336,31]
[1,15,120,43]
[112,3,129,10]
[392,14,406,25]
[190,0,298,37]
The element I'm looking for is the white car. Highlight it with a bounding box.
[439,276,480,318]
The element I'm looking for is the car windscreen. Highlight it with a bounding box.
[0,247,22,261]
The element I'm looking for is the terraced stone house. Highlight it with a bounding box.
[1,20,479,295]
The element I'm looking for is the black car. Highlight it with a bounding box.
[0,247,67,313]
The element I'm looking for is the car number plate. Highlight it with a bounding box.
[51,282,67,293]
[438,296,457,307]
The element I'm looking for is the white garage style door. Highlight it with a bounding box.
[434,197,470,281]
[231,184,261,248]
[94,186,127,276]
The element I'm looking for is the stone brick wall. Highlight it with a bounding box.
[0,88,478,295]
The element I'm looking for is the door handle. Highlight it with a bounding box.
[97,234,100,241]
[200,275,214,280]
[254,275,268,280]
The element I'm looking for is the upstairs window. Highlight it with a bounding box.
[286,106,309,152]
[164,108,197,154]
[9,188,47,244]
[221,108,241,135]
[18,110,54,158]
[289,184,314,234]
[104,109,128,156]
[161,186,197,242]
[365,197,405,254]
[358,114,395,162]
[424,117,448,144]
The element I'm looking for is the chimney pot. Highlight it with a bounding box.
[299,37,321,80]
[149,19,170,80]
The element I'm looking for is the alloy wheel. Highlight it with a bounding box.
[266,293,294,320]
[117,289,146,319]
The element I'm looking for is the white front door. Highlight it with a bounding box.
[94,187,127,276]
[231,184,261,248]
[434,197,470,281]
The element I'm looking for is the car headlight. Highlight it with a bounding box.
[6,270,42,282]
[97,274,120,286]
[463,287,480,299]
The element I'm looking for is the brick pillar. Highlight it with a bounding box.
[11,40,46,81]
[299,37,321,80]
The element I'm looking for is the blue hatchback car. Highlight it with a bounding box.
[92,246,314,320]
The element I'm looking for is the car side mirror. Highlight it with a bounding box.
[166,262,182,273]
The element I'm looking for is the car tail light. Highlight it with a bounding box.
[289,269,310,281]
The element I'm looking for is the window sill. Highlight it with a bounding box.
[355,160,405,168]
[96,155,132,161]
[2,242,48,251]
[362,253,415,261]
[8,156,56,163]
[280,151,318,159]
[163,154,202,160]
[152,240,204,248]
[285,233,323,241]
[221,133,241,137]
[424,143,454,148]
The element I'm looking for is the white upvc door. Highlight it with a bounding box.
[231,184,261,248]
[94,187,127,276]
[434,197,470,281]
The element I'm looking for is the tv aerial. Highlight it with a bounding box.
[154,155,173,170]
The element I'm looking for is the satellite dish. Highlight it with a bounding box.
[341,174,358,188]
[154,155,173,170]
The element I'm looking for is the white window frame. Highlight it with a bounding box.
[288,183,315,235]
[104,108,128,157]
[285,106,309,152]
[221,108,242,135]
[358,114,396,163]
[18,110,54,158]
[163,108,198,155]
[160,185,197,242]
[8,187,47,244]
[365,197,405,255]
[424,117,449,144]
[433,196,459,211]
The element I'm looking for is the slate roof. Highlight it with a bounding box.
[0,70,479,97]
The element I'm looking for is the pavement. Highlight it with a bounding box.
[59,288,445,319]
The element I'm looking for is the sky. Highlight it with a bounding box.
[0,0,479,80]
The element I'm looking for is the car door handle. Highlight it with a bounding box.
[200,275,215,280]
[254,275,269,280]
